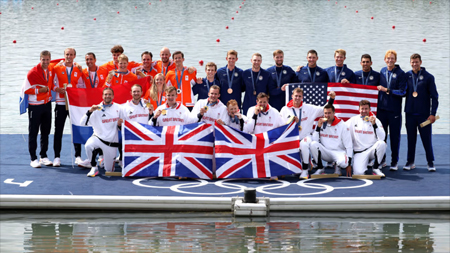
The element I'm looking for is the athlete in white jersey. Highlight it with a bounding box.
[191,85,228,125]
[78,88,124,177]
[217,99,248,131]
[346,100,386,176]
[311,104,353,176]
[151,86,196,126]
[122,84,154,124]
[245,93,283,134]
[280,87,336,179]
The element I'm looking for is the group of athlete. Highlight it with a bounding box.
[24,45,439,178]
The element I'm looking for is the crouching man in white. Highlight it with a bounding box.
[310,104,353,176]
[79,88,124,177]
[151,86,196,126]
[191,85,228,125]
[280,87,336,179]
[245,92,283,134]
[346,100,386,177]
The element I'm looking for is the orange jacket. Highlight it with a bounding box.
[154,60,176,76]
[24,64,55,105]
[82,66,108,89]
[143,89,166,110]
[104,71,138,87]
[100,60,141,72]
[53,64,84,104]
[131,64,158,79]
[165,67,197,107]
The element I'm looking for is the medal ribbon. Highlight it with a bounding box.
[385,69,394,89]
[362,70,372,85]
[251,70,261,95]
[292,107,302,128]
[411,70,422,94]
[88,67,98,88]
[175,68,185,90]
[230,115,239,123]
[275,67,283,88]
[66,65,74,84]
[157,92,163,106]
[206,79,211,91]
[226,67,235,90]
[307,65,316,83]
[334,65,345,82]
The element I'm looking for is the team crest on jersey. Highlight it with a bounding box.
[393,73,397,78]
[316,72,320,76]
[185,76,189,81]
[303,72,307,74]
[62,72,65,74]
[419,75,424,80]
[341,72,346,76]
[370,75,374,80]
[234,73,238,77]
[116,80,119,83]
[74,72,77,77]
[258,76,263,80]
[283,70,287,74]
[100,75,104,79]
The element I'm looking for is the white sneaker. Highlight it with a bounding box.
[428,163,436,172]
[78,159,92,168]
[115,156,120,163]
[389,164,398,171]
[373,168,385,177]
[87,167,99,177]
[403,163,415,171]
[75,156,83,165]
[98,156,104,168]
[299,170,309,179]
[30,159,41,168]
[334,167,341,176]
[53,157,61,167]
[313,168,325,175]
[39,157,53,166]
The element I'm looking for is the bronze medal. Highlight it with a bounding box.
[227,88,233,94]
[253,91,256,96]
[412,91,418,97]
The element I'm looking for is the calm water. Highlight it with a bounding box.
[0,0,449,134]
[1,211,449,252]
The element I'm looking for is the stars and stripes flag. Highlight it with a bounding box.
[214,121,302,179]
[122,121,215,179]
[285,82,379,121]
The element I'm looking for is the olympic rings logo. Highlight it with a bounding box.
[132,178,373,197]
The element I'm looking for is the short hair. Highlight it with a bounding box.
[209,84,220,92]
[141,51,153,59]
[292,87,304,95]
[118,54,128,62]
[252,53,262,59]
[307,49,318,57]
[361,54,372,61]
[132,84,142,91]
[384,50,397,60]
[85,52,96,59]
[334,49,346,57]
[111,45,124,54]
[166,86,177,94]
[205,62,217,71]
[359,100,371,108]
[273,49,284,57]
[103,87,114,95]
[40,50,51,58]
[227,50,238,58]
[227,99,238,107]
[172,51,184,59]
[257,92,270,100]
[64,47,76,56]
[324,104,335,112]
[410,53,422,61]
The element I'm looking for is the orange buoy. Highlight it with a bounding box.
[199,60,204,66]
[236,11,238,13]
[423,38,427,42]
[13,40,17,43]
[216,39,220,42]
[94,18,96,20]
[117,11,120,14]
[226,26,229,29]
[356,10,358,13]
[371,16,374,19]
[231,17,234,20]
[61,27,64,30]
[392,25,395,29]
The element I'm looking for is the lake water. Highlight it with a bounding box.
[0,0,449,252]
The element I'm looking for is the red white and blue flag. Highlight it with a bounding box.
[214,121,302,179]
[122,121,215,179]
[66,77,151,144]
[285,82,379,121]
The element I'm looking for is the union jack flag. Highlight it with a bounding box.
[214,121,302,178]
[122,121,214,179]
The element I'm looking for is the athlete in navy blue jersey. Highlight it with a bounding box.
[354,54,380,86]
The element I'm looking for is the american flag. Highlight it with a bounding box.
[122,121,215,179]
[214,121,302,179]
[285,82,379,121]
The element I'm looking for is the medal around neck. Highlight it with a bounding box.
[412,91,418,97]
[227,88,233,94]
[161,109,167,115]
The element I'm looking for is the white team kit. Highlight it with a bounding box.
[121,99,151,124]
[346,113,386,175]
[280,101,326,165]
[152,102,196,126]
[311,116,353,169]
[223,112,248,131]
[191,99,228,125]
[245,105,283,134]
[80,102,123,172]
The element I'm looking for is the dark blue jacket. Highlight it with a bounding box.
[216,65,245,109]
[296,64,329,83]
[326,64,355,83]
[354,68,380,86]
[267,65,298,111]
[378,65,407,114]
[242,68,273,115]
[193,78,220,100]
[405,67,438,116]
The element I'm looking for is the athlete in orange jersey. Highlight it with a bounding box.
[144,73,167,110]
[153,47,177,76]
[100,45,140,72]
[165,51,197,108]
[104,54,137,87]
[131,51,158,80]
[82,52,107,89]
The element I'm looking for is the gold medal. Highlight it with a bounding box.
[260,106,264,112]
[253,91,256,96]
[146,103,152,109]
[412,91,418,97]
[227,88,233,94]
[298,125,302,131]
[364,116,369,122]
[204,106,209,112]
[161,109,167,115]
[97,106,102,111]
